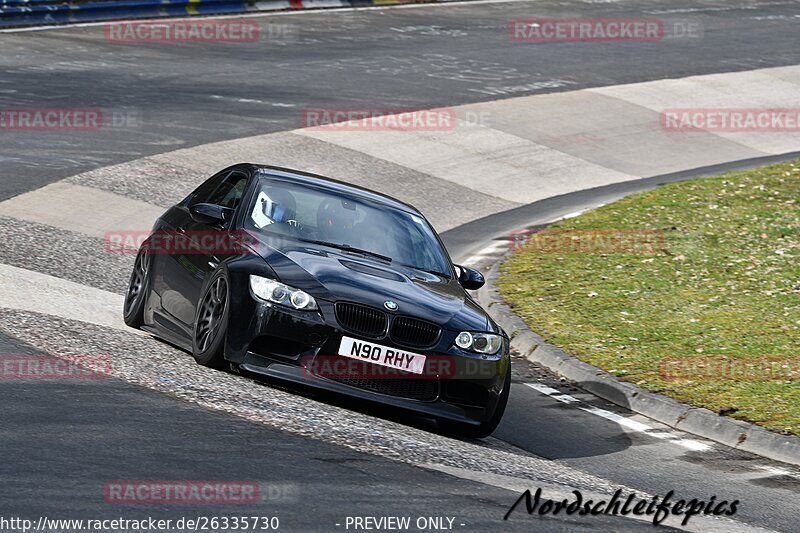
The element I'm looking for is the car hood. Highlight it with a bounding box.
[246,233,489,331]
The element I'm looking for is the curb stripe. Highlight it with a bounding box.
[525,383,713,452]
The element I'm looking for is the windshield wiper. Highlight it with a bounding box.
[297,238,393,263]
[397,263,450,278]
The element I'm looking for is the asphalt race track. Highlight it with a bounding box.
[3,0,800,200]
[2,1,800,531]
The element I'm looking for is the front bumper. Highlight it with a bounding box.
[224,274,509,426]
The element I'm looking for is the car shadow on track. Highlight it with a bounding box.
[237,367,641,459]
[493,379,636,460]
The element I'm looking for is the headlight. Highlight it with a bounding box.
[454,331,502,354]
[249,275,318,310]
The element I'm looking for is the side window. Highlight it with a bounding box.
[207,172,249,210]
[405,217,446,273]
[189,171,230,207]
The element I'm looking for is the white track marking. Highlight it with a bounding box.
[0,183,163,239]
[551,393,580,404]
[461,242,507,266]
[525,383,713,452]
[753,465,800,479]
[210,95,296,107]
[463,255,486,265]
[526,383,561,396]
[579,405,655,433]
[477,242,506,255]
[0,264,140,334]
[672,439,715,452]
[528,385,581,405]
[561,210,585,219]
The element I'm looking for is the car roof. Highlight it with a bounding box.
[245,163,422,216]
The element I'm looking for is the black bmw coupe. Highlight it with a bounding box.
[123,164,510,437]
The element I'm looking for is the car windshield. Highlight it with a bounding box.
[246,177,452,278]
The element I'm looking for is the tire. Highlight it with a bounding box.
[192,269,230,369]
[123,248,151,329]
[440,361,511,439]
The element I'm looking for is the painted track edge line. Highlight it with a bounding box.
[524,383,713,452]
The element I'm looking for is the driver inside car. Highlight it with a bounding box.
[316,198,357,243]
[251,187,297,228]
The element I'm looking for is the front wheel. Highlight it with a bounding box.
[192,270,230,369]
[440,361,511,439]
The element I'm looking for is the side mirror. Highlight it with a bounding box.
[456,265,485,290]
[190,203,232,225]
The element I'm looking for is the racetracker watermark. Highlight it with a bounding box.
[104,481,259,505]
[660,357,800,381]
[302,355,445,380]
[300,108,457,131]
[661,108,800,132]
[509,18,702,42]
[103,19,261,43]
[0,108,140,132]
[508,229,665,254]
[0,355,112,379]
[299,354,501,381]
[1,516,280,532]
[103,230,257,255]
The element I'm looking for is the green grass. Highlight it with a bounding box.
[498,160,800,435]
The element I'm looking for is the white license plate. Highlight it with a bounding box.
[337,336,426,375]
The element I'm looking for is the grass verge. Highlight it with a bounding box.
[498,160,800,435]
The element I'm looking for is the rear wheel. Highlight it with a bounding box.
[440,362,511,439]
[192,270,230,369]
[123,249,150,328]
